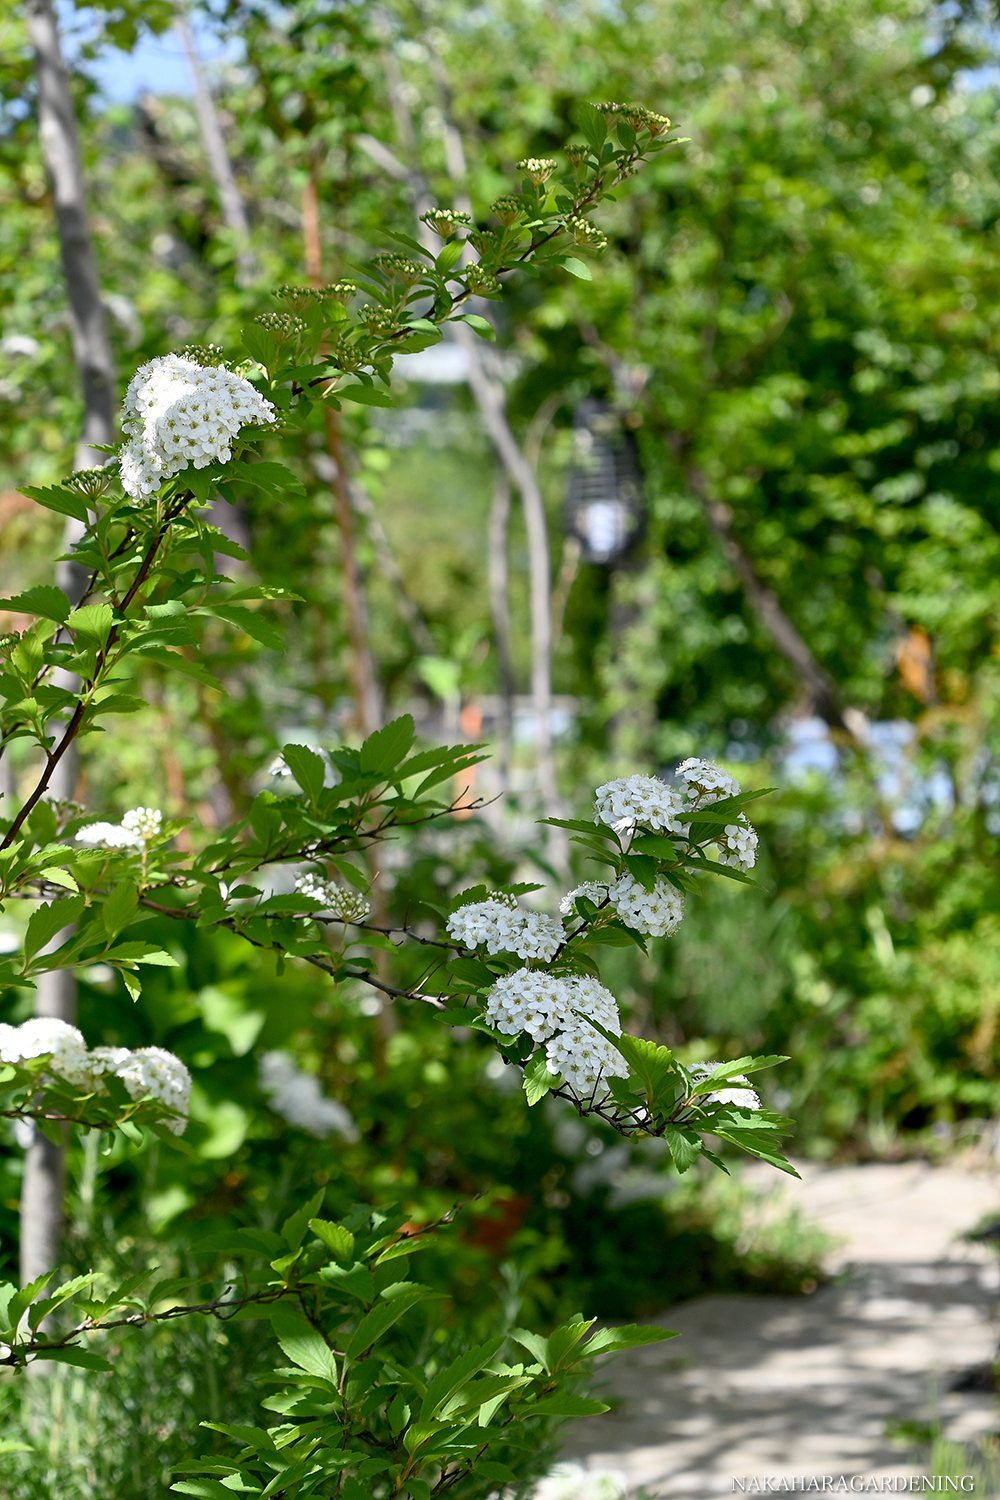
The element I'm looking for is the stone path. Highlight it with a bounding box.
[542,1160,1000,1499]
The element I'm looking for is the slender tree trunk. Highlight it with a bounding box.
[487,471,514,791]
[174,2,255,287]
[23,0,115,1288]
[25,0,115,472]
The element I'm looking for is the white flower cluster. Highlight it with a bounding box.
[688,1061,762,1112]
[559,882,610,917]
[77,807,163,851]
[269,755,292,777]
[119,354,275,499]
[484,971,627,1100]
[0,1017,92,1086]
[609,873,684,937]
[295,872,371,923]
[676,757,740,805]
[595,774,686,834]
[259,1051,359,1141]
[716,819,759,873]
[0,1020,191,1133]
[122,807,162,841]
[447,898,565,962]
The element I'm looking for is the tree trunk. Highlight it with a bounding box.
[487,470,514,791]
[25,0,115,472]
[23,0,116,1288]
[174,2,255,287]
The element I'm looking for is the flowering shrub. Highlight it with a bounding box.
[0,100,795,1495]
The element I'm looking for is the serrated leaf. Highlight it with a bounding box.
[19,483,91,522]
[281,1187,325,1250]
[419,1336,504,1421]
[345,1286,439,1357]
[68,604,113,645]
[271,1309,338,1383]
[662,1124,702,1173]
[23,894,85,965]
[359,714,415,775]
[582,1324,679,1357]
[523,1050,560,1106]
[280,745,325,802]
[309,1219,354,1261]
[103,879,138,939]
[0,586,71,623]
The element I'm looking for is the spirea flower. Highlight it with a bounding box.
[269,755,292,777]
[76,821,143,851]
[688,1062,762,1112]
[121,807,162,842]
[545,1021,628,1098]
[259,1051,359,1140]
[559,881,610,916]
[594,774,686,834]
[675,757,740,805]
[119,354,275,499]
[716,819,759,872]
[295,872,371,923]
[485,970,574,1042]
[610,873,684,937]
[0,1017,92,1086]
[447,898,564,962]
[115,1047,192,1133]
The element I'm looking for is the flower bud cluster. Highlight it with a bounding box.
[688,1062,762,1112]
[421,208,473,238]
[360,305,399,334]
[0,1020,191,1133]
[321,281,359,304]
[77,807,163,851]
[119,355,275,499]
[491,197,524,226]
[254,312,307,340]
[373,255,424,286]
[447,897,564,961]
[295,873,371,923]
[566,216,608,252]
[517,157,558,184]
[465,265,501,295]
[485,971,627,1100]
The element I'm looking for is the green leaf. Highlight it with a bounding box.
[171,1482,237,1499]
[103,880,138,939]
[308,1220,354,1261]
[662,1124,702,1174]
[23,895,86,965]
[582,1324,679,1357]
[528,1394,609,1416]
[318,1261,375,1303]
[345,1285,439,1357]
[419,1336,505,1421]
[41,866,78,893]
[509,1327,548,1368]
[281,1188,325,1250]
[523,1050,560,1106]
[19,483,91,523]
[0,586,71,624]
[125,647,223,693]
[359,714,415,775]
[203,606,283,652]
[68,604,114,646]
[557,256,593,281]
[271,1309,338,1383]
[224,461,307,498]
[436,240,465,274]
[337,383,396,407]
[0,1439,34,1454]
[454,314,496,341]
[32,1345,113,1372]
[577,103,608,152]
[280,745,325,802]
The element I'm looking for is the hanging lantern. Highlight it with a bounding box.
[564,399,645,564]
